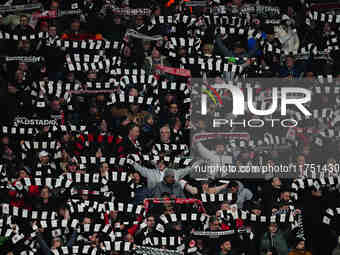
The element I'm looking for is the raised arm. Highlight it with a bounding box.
[133,162,159,179]
[215,36,233,57]
[196,142,218,161]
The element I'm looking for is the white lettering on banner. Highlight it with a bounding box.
[201,84,312,116]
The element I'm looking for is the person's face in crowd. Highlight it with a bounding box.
[234,46,244,55]
[157,161,166,171]
[70,20,81,32]
[281,191,290,202]
[15,70,24,82]
[19,170,28,179]
[124,233,134,243]
[197,239,204,249]
[90,233,100,246]
[296,240,305,250]
[87,72,97,81]
[83,217,92,224]
[165,93,175,104]
[40,23,49,32]
[239,151,250,161]
[252,208,262,216]
[169,103,178,114]
[210,220,220,231]
[146,116,154,126]
[221,240,231,252]
[52,238,62,249]
[153,7,161,16]
[100,163,109,176]
[267,33,275,41]
[165,174,175,184]
[113,16,121,25]
[143,41,151,52]
[268,223,278,233]
[40,155,49,164]
[22,40,31,52]
[306,71,314,81]
[49,26,57,38]
[2,136,9,145]
[18,62,28,72]
[286,57,295,69]
[62,133,70,143]
[135,15,144,26]
[297,155,305,167]
[100,119,108,132]
[230,185,238,194]
[66,72,74,82]
[133,172,141,183]
[152,47,160,59]
[220,202,230,211]
[146,216,155,229]
[58,207,66,217]
[202,183,209,192]
[174,117,181,130]
[327,158,336,170]
[68,163,77,172]
[129,126,140,140]
[302,145,310,156]
[96,94,105,104]
[267,159,274,166]
[178,48,186,57]
[89,106,98,116]
[51,100,61,112]
[202,45,213,56]
[128,88,138,97]
[197,119,206,129]
[124,46,131,57]
[110,210,118,220]
[50,1,59,10]
[129,103,139,114]
[312,189,322,197]
[174,223,182,231]
[272,177,281,188]
[40,187,49,199]
[215,144,225,155]
[160,127,171,143]
[61,149,69,161]
[20,16,28,28]
[232,0,242,6]
[165,206,175,215]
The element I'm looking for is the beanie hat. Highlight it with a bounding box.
[163,169,175,178]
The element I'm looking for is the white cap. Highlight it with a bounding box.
[39,151,48,158]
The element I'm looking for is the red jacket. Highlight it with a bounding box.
[8,180,40,210]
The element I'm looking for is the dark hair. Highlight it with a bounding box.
[228,181,239,189]
[161,192,171,198]
[127,122,139,132]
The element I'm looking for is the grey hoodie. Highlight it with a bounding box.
[235,180,253,209]
[133,163,194,191]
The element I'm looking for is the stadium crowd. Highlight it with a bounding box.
[0,0,340,255]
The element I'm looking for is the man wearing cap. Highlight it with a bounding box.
[35,150,58,177]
